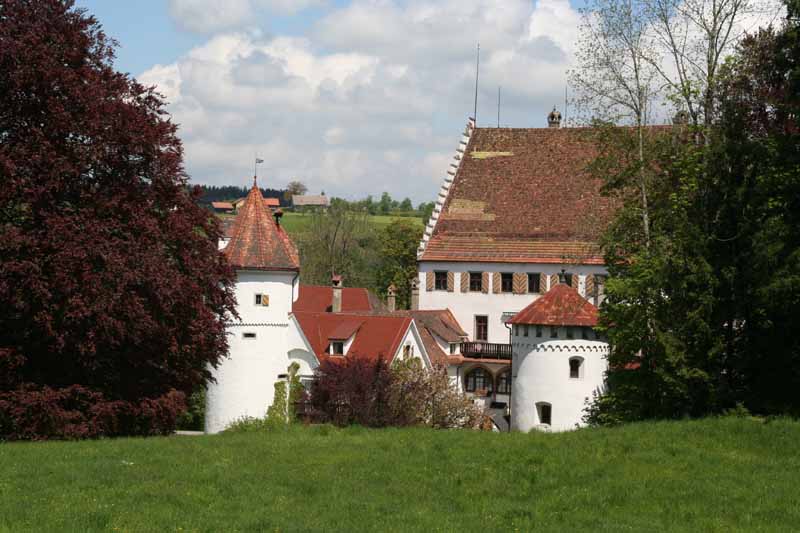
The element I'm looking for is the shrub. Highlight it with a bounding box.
[306,356,488,430]
[0,385,185,441]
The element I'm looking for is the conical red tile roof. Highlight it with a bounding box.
[224,182,300,271]
[508,283,598,327]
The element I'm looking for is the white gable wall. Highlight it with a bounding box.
[418,261,608,344]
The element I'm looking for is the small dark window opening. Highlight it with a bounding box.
[331,341,344,355]
[538,403,552,425]
[581,327,589,340]
[566,326,574,339]
[550,326,558,338]
[501,273,513,293]
[450,343,458,355]
[255,294,262,305]
[243,332,256,339]
[536,325,543,338]
[528,273,541,293]
[563,273,573,286]
[570,358,582,379]
[497,371,511,394]
[475,315,489,341]
[469,272,483,292]
[434,271,448,291]
[524,325,529,337]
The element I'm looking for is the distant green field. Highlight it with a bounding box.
[222,211,424,236]
[2,417,799,532]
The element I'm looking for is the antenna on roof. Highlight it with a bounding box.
[564,84,568,128]
[473,43,480,125]
[497,86,501,128]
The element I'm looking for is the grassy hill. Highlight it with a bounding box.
[2,417,799,532]
[219,211,424,236]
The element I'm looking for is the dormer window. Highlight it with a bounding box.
[403,345,414,358]
[450,343,459,355]
[331,341,344,355]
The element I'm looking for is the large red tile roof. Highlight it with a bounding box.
[224,183,300,271]
[293,312,412,364]
[508,283,598,327]
[420,127,616,264]
[292,285,380,313]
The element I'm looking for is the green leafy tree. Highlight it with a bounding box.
[376,219,423,309]
[399,198,413,211]
[378,192,393,215]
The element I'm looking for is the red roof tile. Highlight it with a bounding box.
[224,183,300,271]
[212,201,234,210]
[508,283,598,327]
[293,285,377,313]
[264,197,280,207]
[420,127,617,264]
[390,309,467,365]
[293,312,412,363]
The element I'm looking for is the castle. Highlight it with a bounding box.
[206,111,609,434]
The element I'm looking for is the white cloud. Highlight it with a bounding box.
[168,0,325,34]
[147,0,588,202]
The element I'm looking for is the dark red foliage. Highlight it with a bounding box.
[0,385,186,440]
[0,1,236,438]
[306,358,394,427]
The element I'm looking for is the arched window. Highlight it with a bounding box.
[464,367,493,394]
[569,357,584,379]
[497,370,511,394]
[536,402,552,425]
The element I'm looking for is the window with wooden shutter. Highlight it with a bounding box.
[460,272,469,292]
[481,272,489,293]
[540,273,548,293]
[446,271,454,292]
[492,272,501,293]
[550,273,559,289]
[571,273,579,289]
[585,274,595,298]
[426,271,435,291]
[513,273,526,294]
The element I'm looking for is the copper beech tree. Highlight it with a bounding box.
[0,1,236,439]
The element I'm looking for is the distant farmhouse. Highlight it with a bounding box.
[291,194,329,211]
[208,111,610,434]
[211,201,234,214]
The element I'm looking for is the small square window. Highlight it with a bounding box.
[537,403,552,425]
[501,273,513,293]
[469,272,483,292]
[243,332,256,339]
[331,341,344,355]
[450,343,458,355]
[403,345,414,358]
[550,326,558,338]
[528,273,541,293]
[434,271,448,291]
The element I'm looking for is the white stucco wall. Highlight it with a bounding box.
[510,329,608,432]
[392,322,430,368]
[205,270,300,434]
[417,262,607,344]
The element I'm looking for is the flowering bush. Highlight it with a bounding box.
[306,357,489,430]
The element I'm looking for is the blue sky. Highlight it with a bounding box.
[73,0,585,202]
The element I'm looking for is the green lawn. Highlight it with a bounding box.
[2,417,798,532]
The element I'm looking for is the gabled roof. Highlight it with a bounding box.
[292,285,382,313]
[264,197,280,207]
[211,201,234,210]
[387,309,466,365]
[293,195,330,207]
[508,283,598,327]
[223,183,300,271]
[419,125,618,264]
[293,312,412,363]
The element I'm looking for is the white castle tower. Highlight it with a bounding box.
[508,279,609,432]
[205,180,301,434]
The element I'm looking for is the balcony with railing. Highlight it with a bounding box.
[460,342,512,360]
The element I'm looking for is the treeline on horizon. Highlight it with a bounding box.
[195,184,436,220]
